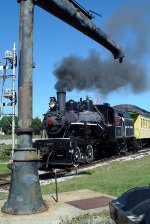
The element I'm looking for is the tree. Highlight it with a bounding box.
[32,117,43,135]
[0,116,18,135]
[0,116,43,135]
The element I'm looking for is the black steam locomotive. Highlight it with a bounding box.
[35,92,135,169]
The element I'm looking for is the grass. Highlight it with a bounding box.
[0,135,13,140]
[0,144,11,200]
[0,164,10,175]
[0,193,7,200]
[41,155,150,197]
[0,144,11,162]
[0,135,40,140]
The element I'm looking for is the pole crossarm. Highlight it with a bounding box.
[35,0,124,62]
[0,66,12,70]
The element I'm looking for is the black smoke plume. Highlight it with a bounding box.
[105,1,150,59]
[53,1,150,95]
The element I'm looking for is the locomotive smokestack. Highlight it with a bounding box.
[57,91,66,111]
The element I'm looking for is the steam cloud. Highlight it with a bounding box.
[53,1,150,95]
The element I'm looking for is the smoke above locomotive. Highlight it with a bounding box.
[53,51,148,95]
[53,1,150,95]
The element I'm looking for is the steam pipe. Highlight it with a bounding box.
[35,0,124,62]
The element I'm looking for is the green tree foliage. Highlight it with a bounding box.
[0,116,18,135]
[0,116,43,135]
[32,117,43,134]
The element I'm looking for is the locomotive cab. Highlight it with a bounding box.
[94,104,135,154]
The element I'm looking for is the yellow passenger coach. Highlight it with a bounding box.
[114,104,150,148]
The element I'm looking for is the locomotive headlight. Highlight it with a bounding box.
[50,101,56,108]
[49,97,57,109]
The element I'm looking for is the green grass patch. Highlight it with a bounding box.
[0,135,18,140]
[0,135,12,140]
[0,144,11,162]
[0,163,10,174]
[0,193,8,201]
[0,134,40,140]
[41,155,150,197]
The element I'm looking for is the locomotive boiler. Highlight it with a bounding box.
[43,92,105,138]
[35,91,135,169]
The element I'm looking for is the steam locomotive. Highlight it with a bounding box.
[35,91,136,169]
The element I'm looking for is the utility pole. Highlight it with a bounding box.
[0,44,17,154]
[12,43,16,154]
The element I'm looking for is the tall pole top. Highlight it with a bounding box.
[13,42,16,51]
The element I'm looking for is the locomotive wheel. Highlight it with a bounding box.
[115,141,127,155]
[86,145,94,163]
[72,147,80,167]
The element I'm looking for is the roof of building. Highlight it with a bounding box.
[113,104,150,117]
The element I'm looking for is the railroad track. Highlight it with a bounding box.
[1,147,150,188]
[39,147,150,182]
[0,179,10,187]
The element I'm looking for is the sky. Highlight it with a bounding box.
[0,0,150,119]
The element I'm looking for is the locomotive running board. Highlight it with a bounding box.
[109,186,150,223]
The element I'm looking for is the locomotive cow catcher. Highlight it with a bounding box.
[34,91,136,169]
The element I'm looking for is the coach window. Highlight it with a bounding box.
[146,120,148,129]
[142,119,144,128]
[147,120,148,129]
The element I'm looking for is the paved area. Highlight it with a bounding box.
[0,189,115,224]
